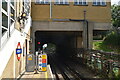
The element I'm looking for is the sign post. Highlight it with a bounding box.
[34,51,39,74]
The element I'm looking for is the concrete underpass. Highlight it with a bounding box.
[35,31,82,58]
[19,31,98,79]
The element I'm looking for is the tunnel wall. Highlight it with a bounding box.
[77,37,83,48]
[34,31,81,57]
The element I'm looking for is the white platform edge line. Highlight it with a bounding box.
[48,65,54,80]
[17,70,26,79]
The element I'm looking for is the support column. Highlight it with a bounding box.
[88,22,94,49]
[83,21,88,49]
[31,30,35,54]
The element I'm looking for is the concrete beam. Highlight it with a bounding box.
[32,21,83,31]
[94,22,111,30]
[32,21,111,31]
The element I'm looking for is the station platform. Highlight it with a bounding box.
[19,65,54,80]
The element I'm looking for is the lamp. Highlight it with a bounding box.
[17,12,28,23]
[21,12,27,20]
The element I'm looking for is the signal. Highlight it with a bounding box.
[37,41,41,51]
[38,42,40,44]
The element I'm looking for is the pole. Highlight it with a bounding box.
[83,10,89,49]
[34,51,39,74]
[50,0,52,19]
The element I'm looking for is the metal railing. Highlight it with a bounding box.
[77,48,120,78]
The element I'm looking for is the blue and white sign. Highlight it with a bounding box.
[16,49,22,54]
[42,63,47,67]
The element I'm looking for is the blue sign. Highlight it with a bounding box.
[42,63,47,67]
[16,49,22,54]
[39,64,42,66]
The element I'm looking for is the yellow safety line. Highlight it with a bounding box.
[45,71,48,80]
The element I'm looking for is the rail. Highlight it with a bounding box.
[76,48,120,78]
[49,54,83,80]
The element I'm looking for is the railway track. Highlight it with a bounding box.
[48,54,64,80]
[64,57,97,80]
[48,54,83,80]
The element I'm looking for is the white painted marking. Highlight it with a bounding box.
[48,65,54,80]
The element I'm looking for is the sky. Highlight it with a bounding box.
[111,0,120,5]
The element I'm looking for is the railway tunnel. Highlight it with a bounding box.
[21,30,104,79]
[29,31,98,79]
[35,31,82,58]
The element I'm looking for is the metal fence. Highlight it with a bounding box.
[77,48,120,78]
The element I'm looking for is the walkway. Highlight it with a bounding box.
[19,65,54,80]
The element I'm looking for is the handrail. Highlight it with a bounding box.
[76,48,120,78]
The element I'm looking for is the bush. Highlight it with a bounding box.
[102,31,120,52]
[93,30,120,53]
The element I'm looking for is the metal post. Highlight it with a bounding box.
[83,10,89,49]
[34,51,39,74]
[84,10,86,20]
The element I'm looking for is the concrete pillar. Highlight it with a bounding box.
[83,21,93,49]
[31,29,35,54]
[88,22,94,49]
[83,21,88,49]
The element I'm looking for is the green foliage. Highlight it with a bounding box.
[111,5,120,27]
[93,41,113,52]
[114,75,120,80]
[94,5,120,52]
[102,31,120,52]
[93,30,120,53]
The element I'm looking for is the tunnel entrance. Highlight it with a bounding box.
[35,31,82,58]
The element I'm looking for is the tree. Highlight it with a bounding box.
[100,29,120,53]
[111,4,120,27]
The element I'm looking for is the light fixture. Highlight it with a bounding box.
[21,12,27,20]
[17,12,28,24]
